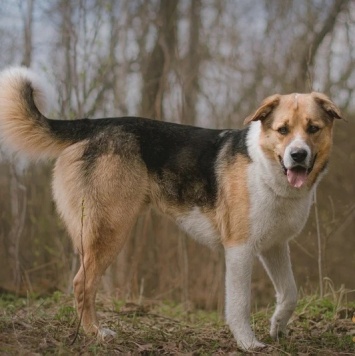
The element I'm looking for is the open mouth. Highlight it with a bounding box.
[278,155,317,189]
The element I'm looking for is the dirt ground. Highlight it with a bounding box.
[0,292,354,355]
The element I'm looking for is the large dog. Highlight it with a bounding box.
[0,67,341,350]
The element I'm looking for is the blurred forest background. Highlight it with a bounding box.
[0,0,354,312]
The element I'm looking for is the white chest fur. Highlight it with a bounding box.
[247,161,313,251]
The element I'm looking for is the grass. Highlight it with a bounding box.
[0,291,354,355]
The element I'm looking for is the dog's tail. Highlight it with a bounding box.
[0,67,75,159]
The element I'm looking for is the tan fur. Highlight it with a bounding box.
[293,94,299,110]
[0,67,69,158]
[216,154,251,247]
[53,142,88,244]
[54,145,149,334]
[244,94,281,125]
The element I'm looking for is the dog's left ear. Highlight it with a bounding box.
[244,94,281,125]
[312,92,342,120]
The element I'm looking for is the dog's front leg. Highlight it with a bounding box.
[259,242,297,339]
[224,244,265,351]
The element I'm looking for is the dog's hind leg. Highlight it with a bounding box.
[54,150,147,340]
[73,218,136,340]
[259,242,298,339]
[71,175,147,339]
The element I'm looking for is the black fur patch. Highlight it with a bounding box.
[48,117,250,207]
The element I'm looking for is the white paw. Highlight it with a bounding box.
[238,338,266,351]
[96,327,117,342]
[270,318,287,339]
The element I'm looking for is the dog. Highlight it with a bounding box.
[0,67,341,350]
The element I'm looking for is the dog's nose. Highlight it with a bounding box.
[290,148,308,163]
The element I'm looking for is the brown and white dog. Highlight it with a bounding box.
[0,67,341,350]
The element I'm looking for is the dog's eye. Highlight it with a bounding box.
[277,126,289,135]
[308,125,320,134]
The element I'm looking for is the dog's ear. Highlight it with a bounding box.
[243,94,281,125]
[312,92,342,120]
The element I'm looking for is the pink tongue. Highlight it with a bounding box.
[287,169,308,188]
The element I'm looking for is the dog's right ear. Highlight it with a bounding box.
[244,94,281,125]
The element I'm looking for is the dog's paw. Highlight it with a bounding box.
[96,327,117,342]
[238,338,266,351]
[270,323,287,340]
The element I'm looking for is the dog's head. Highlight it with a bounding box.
[244,92,342,188]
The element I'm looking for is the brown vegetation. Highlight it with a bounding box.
[0,292,354,354]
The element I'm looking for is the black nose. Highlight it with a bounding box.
[290,148,308,163]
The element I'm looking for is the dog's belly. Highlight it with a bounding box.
[175,207,220,247]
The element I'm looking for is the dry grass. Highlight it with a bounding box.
[0,291,354,355]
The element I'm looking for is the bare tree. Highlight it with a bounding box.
[181,0,202,125]
[140,0,178,119]
[20,0,35,67]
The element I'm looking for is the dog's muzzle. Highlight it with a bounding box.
[279,146,316,189]
[290,148,308,164]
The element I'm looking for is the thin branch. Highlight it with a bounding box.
[71,197,86,344]
[313,189,323,298]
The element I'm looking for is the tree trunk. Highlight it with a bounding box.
[21,0,35,67]
[181,0,201,125]
[140,0,178,119]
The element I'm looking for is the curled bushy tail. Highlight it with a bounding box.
[0,67,70,159]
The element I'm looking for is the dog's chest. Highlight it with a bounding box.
[248,177,313,250]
